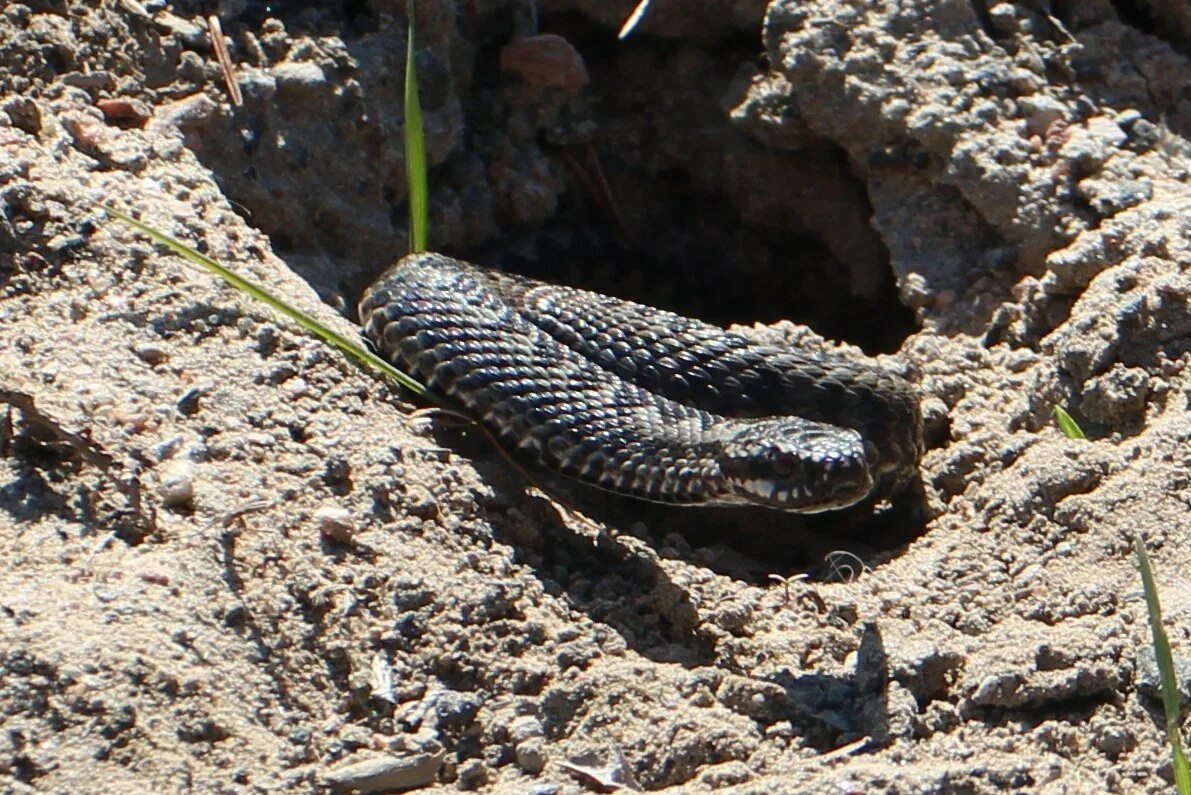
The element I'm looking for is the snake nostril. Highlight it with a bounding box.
[830,474,866,502]
[825,453,872,499]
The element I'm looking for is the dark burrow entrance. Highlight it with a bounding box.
[463,11,918,357]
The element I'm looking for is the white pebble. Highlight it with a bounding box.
[315,505,356,543]
[158,460,195,507]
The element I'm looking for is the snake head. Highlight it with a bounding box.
[718,419,874,512]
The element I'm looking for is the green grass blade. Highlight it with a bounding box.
[1053,405,1087,440]
[404,0,429,253]
[102,205,430,400]
[1135,538,1191,794]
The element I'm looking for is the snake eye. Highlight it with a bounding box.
[773,450,799,477]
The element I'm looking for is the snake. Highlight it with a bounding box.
[359,253,922,512]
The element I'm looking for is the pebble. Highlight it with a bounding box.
[134,343,170,366]
[148,92,217,134]
[515,738,547,775]
[238,72,277,102]
[176,387,203,416]
[455,758,488,789]
[499,34,588,94]
[403,485,438,519]
[282,377,310,400]
[987,2,1017,33]
[508,716,543,744]
[273,61,328,92]
[1017,95,1066,135]
[322,751,444,793]
[1093,724,1134,755]
[315,505,356,544]
[158,459,195,507]
[61,71,114,89]
[150,435,184,461]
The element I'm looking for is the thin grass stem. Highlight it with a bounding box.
[1135,538,1191,794]
[101,205,431,401]
[404,0,429,252]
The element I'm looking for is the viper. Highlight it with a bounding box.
[359,253,922,512]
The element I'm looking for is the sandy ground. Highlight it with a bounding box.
[2,1,1189,793]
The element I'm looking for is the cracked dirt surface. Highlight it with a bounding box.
[1,1,1189,793]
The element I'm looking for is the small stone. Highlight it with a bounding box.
[176,387,202,416]
[322,751,444,793]
[987,3,1017,33]
[1093,724,1134,756]
[134,343,170,366]
[238,72,277,102]
[554,626,581,643]
[48,234,86,254]
[499,34,588,94]
[1115,109,1142,129]
[158,459,196,507]
[315,505,356,544]
[273,61,328,93]
[508,716,543,744]
[455,758,488,790]
[515,738,547,775]
[267,362,298,384]
[119,0,153,19]
[1058,118,1123,168]
[95,96,151,124]
[61,71,114,89]
[1008,69,1041,94]
[155,10,204,42]
[150,435,184,461]
[282,377,310,400]
[148,92,217,135]
[1017,95,1066,136]
[1075,176,1153,216]
[404,486,438,519]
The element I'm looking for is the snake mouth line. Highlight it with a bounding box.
[727,474,874,513]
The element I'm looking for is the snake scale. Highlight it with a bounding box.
[359,253,922,512]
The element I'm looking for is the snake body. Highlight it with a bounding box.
[359,253,922,512]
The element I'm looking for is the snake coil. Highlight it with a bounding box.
[360,253,922,512]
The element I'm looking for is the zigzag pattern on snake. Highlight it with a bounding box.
[359,253,922,512]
